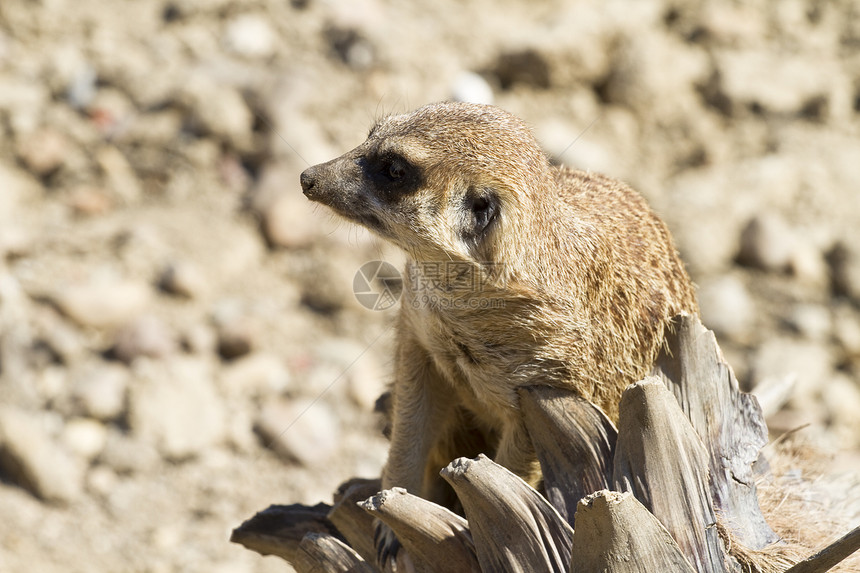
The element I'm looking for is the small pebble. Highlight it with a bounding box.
[224,14,276,59]
[787,303,831,341]
[737,213,795,272]
[159,261,209,299]
[127,357,226,460]
[217,319,257,360]
[53,279,151,329]
[451,71,494,105]
[262,191,320,249]
[221,352,291,398]
[254,398,340,466]
[0,407,84,503]
[112,315,178,363]
[696,274,756,342]
[17,128,69,176]
[71,363,129,421]
[62,417,108,460]
[98,429,160,474]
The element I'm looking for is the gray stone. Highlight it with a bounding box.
[112,315,178,363]
[0,407,85,503]
[737,213,795,272]
[790,241,830,291]
[71,362,129,421]
[216,318,257,360]
[716,50,838,117]
[96,145,142,204]
[254,398,340,466]
[158,262,209,299]
[127,357,226,460]
[259,186,323,249]
[16,128,69,176]
[220,352,291,398]
[0,162,40,225]
[834,306,860,356]
[751,337,835,407]
[787,303,832,341]
[828,241,860,304]
[98,428,160,474]
[180,76,253,149]
[347,352,386,410]
[821,373,860,449]
[697,274,756,343]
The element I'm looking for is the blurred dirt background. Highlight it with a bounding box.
[1,0,860,571]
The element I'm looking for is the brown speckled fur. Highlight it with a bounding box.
[301,101,698,503]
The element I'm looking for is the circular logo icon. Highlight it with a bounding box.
[353,261,403,311]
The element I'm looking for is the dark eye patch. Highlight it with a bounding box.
[358,151,422,196]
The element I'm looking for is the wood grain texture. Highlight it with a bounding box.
[296,532,376,573]
[229,502,341,564]
[613,378,732,572]
[653,313,779,550]
[571,490,696,573]
[518,384,617,526]
[440,454,573,573]
[359,487,479,573]
[328,478,382,566]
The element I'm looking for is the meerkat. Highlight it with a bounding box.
[300,101,698,562]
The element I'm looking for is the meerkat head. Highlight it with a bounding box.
[300,102,552,264]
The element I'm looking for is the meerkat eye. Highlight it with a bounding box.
[387,160,405,180]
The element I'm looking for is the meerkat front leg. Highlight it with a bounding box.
[494,417,542,488]
[376,332,456,564]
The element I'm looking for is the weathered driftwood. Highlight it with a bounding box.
[653,313,779,550]
[440,454,573,573]
[518,384,616,525]
[231,314,860,572]
[294,532,375,573]
[784,525,860,573]
[359,487,479,573]
[571,489,696,573]
[328,478,382,566]
[614,377,731,572]
[230,502,340,563]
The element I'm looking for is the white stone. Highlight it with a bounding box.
[220,352,291,398]
[224,14,276,59]
[53,279,151,329]
[451,71,494,105]
[63,417,108,460]
[71,362,129,421]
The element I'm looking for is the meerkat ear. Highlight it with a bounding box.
[465,188,499,238]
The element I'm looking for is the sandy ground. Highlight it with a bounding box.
[1,0,859,571]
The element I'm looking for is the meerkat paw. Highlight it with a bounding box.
[374,519,402,569]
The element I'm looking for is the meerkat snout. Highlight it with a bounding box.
[299,168,317,196]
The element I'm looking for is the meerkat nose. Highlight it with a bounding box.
[299,168,316,195]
